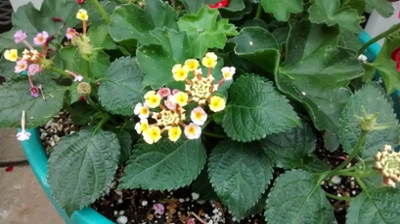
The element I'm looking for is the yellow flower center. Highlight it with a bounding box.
[185,59,199,71]
[194,111,203,120]
[140,107,148,115]
[145,94,161,108]
[168,126,182,142]
[187,126,196,135]
[175,92,188,106]
[209,96,226,112]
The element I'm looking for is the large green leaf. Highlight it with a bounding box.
[265,170,335,223]
[177,5,238,58]
[0,76,67,128]
[109,1,178,45]
[98,57,145,116]
[87,25,116,50]
[260,0,303,21]
[48,128,120,216]
[137,28,192,89]
[230,27,280,73]
[309,0,361,34]
[89,50,110,78]
[339,83,399,159]
[116,129,133,163]
[208,140,273,220]
[179,0,217,13]
[363,0,394,18]
[347,188,400,224]
[276,20,363,134]
[222,74,300,142]
[260,122,316,169]
[119,138,207,190]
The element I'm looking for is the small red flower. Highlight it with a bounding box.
[77,0,85,4]
[391,47,400,72]
[208,0,229,9]
[5,166,13,172]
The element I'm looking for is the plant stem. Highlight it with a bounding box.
[202,115,213,130]
[89,0,111,24]
[330,130,368,175]
[358,23,400,55]
[50,66,72,79]
[255,2,262,19]
[117,45,131,56]
[325,192,351,201]
[202,130,228,138]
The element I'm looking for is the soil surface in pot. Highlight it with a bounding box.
[42,112,361,224]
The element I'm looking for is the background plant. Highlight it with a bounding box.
[1,0,400,223]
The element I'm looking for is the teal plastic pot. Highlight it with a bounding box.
[19,30,393,223]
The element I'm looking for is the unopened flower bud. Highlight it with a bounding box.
[358,107,379,132]
[40,58,53,70]
[77,82,91,95]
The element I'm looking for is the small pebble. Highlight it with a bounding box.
[119,210,125,215]
[142,200,148,206]
[213,208,218,214]
[185,197,190,202]
[179,198,185,203]
[191,192,200,200]
[113,210,118,216]
[330,176,341,185]
[116,215,128,224]
[118,199,123,204]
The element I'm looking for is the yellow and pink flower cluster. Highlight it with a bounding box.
[134,52,235,144]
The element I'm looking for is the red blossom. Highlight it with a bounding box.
[391,47,400,72]
[77,0,85,4]
[208,0,229,8]
[5,166,13,172]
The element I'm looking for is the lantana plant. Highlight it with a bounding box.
[2,0,400,223]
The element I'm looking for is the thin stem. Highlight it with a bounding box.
[50,66,72,79]
[358,23,400,55]
[202,130,228,138]
[255,2,262,19]
[117,45,131,56]
[330,130,368,174]
[325,192,351,201]
[89,0,111,24]
[355,176,368,191]
[202,115,213,130]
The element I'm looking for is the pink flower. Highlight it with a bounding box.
[184,123,202,139]
[28,64,41,76]
[153,203,165,215]
[190,107,208,126]
[172,89,180,95]
[74,75,83,82]
[30,86,39,98]
[14,30,27,44]
[66,28,77,40]
[157,87,171,98]
[14,60,28,73]
[165,95,177,110]
[33,31,49,45]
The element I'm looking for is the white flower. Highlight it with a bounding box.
[74,75,83,82]
[221,66,236,80]
[190,107,208,126]
[134,119,149,134]
[16,131,31,141]
[134,103,150,119]
[358,54,368,63]
[184,123,202,140]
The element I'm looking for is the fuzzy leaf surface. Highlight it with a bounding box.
[119,138,206,190]
[48,128,120,216]
[347,188,400,224]
[230,27,280,73]
[98,57,145,116]
[260,0,303,21]
[109,1,177,45]
[208,140,273,219]
[265,170,335,223]
[364,0,394,18]
[177,5,238,57]
[309,0,361,34]
[276,20,363,134]
[260,122,316,169]
[222,74,300,142]
[87,25,116,50]
[339,83,399,159]
[0,76,66,128]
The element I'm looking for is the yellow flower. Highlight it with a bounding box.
[209,96,226,112]
[201,52,218,68]
[135,119,149,134]
[134,103,150,119]
[168,126,182,142]
[76,9,88,21]
[144,91,161,108]
[185,59,199,71]
[174,92,189,107]
[143,126,162,144]
[172,64,189,81]
[4,49,18,62]
[221,66,236,80]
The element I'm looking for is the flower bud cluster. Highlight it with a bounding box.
[134,52,235,144]
[67,9,93,56]
[374,145,400,188]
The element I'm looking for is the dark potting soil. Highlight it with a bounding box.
[42,112,361,224]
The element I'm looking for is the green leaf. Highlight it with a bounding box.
[87,25,116,50]
[191,168,218,200]
[59,47,78,71]
[222,74,300,142]
[119,138,207,190]
[219,0,252,21]
[208,140,273,220]
[230,27,280,73]
[260,122,316,169]
[367,30,400,94]
[309,0,361,34]
[98,57,145,116]
[260,0,303,21]
[79,0,118,28]
[0,76,67,128]
[48,128,120,216]
[89,50,111,78]
[363,0,394,18]
[109,1,178,45]
[117,129,133,163]
[347,188,400,224]
[179,0,215,14]
[177,5,238,58]
[276,20,363,134]
[69,82,81,104]
[138,28,192,89]
[339,83,399,159]
[265,170,335,223]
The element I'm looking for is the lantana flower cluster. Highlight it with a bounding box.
[374,144,400,187]
[134,52,235,144]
